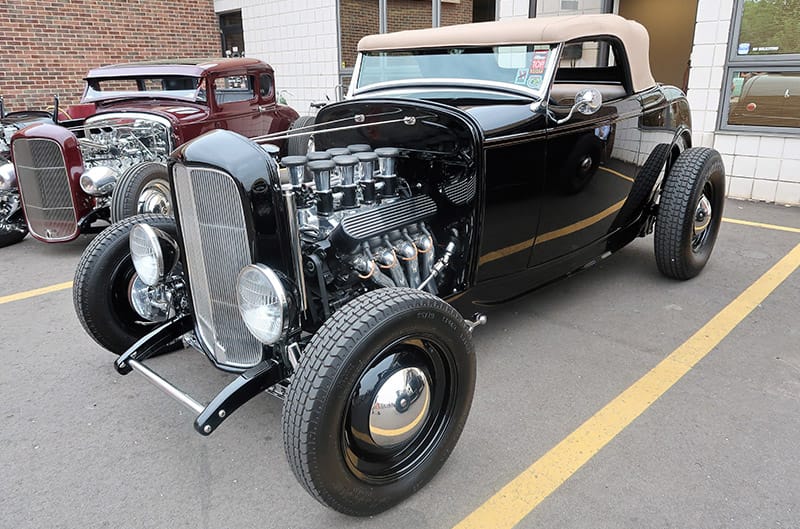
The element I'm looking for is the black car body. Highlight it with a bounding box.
[74,14,725,516]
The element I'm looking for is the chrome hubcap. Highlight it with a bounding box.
[137,179,171,215]
[369,366,431,448]
[128,275,174,322]
[694,194,712,237]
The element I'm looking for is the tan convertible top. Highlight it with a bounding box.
[358,14,656,93]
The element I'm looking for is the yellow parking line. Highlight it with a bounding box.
[0,281,73,305]
[599,166,635,182]
[722,217,800,234]
[454,242,800,529]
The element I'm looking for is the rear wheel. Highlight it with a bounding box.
[110,162,171,223]
[282,288,475,516]
[74,213,177,354]
[655,147,725,280]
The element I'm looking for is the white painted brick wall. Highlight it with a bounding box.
[690,0,799,204]
[215,0,340,114]
[223,0,799,204]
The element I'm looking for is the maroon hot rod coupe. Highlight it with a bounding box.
[0,58,298,247]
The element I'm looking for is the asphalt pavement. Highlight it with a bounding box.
[0,198,798,529]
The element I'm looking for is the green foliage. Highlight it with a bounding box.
[740,0,800,55]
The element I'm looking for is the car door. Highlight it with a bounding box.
[528,38,643,268]
[210,73,261,138]
[255,72,282,136]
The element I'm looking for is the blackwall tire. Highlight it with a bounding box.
[110,162,171,223]
[654,147,725,280]
[73,213,178,354]
[0,222,27,248]
[287,115,316,156]
[282,288,476,516]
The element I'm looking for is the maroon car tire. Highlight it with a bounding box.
[287,115,316,156]
[110,162,171,223]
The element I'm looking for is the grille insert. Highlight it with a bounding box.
[173,165,262,368]
[12,138,78,241]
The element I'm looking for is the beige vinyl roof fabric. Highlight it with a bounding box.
[357,14,656,93]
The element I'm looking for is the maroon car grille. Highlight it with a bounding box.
[12,138,78,241]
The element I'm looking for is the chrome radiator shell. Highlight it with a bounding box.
[12,137,78,241]
[172,164,263,368]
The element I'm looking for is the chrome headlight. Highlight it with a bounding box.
[237,264,288,345]
[130,224,163,286]
[79,166,117,196]
[0,162,16,190]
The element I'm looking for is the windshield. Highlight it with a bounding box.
[356,44,557,97]
[83,76,205,103]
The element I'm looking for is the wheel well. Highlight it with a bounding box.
[668,132,692,174]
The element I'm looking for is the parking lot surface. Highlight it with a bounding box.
[1,199,798,529]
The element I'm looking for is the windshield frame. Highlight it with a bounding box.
[82,75,206,104]
[350,44,561,100]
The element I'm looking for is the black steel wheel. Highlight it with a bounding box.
[286,115,316,156]
[282,288,476,516]
[73,213,177,354]
[110,162,171,223]
[655,147,725,280]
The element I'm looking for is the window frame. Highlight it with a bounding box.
[719,0,800,133]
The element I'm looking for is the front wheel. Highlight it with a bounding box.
[73,213,178,354]
[0,218,27,248]
[282,288,476,516]
[655,147,725,280]
[0,192,28,248]
[110,162,171,223]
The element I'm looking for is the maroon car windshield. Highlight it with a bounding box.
[83,76,205,103]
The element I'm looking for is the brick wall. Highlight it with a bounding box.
[340,0,475,69]
[1,0,219,111]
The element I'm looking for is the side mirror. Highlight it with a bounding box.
[549,87,603,125]
[574,88,602,115]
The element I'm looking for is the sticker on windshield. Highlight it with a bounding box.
[514,68,529,85]
[526,75,543,90]
[529,49,549,75]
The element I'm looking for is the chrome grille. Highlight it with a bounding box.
[12,138,77,240]
[172,165,262,368]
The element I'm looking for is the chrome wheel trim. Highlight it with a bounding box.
[136,179,171,215]
[369,366,431,448]
[692,185,713,250]
[342,335,456,484]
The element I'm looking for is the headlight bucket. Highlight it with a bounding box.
[79,166,117,196]
[236,264,291,345]
[129,224,179,286]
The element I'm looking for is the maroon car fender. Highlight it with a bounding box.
[11,122,93,242]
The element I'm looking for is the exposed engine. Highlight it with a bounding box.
[78,113,172,176]
[278,144,463,323]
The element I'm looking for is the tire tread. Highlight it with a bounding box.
[282,287,472,516]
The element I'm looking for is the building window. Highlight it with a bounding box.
[721,0,800,132]
[220,10,244,57]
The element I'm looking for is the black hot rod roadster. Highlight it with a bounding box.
[73,15,725,516]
